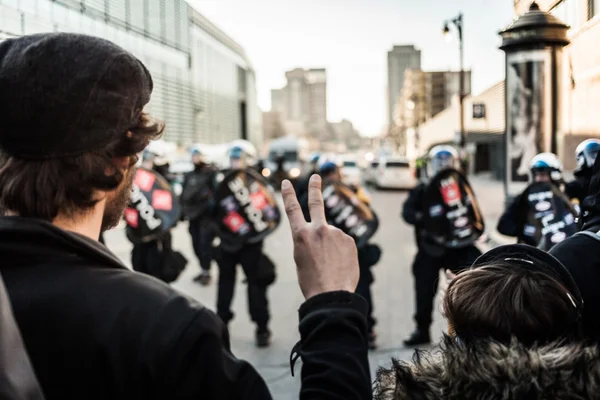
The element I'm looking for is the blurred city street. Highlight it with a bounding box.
[104,175,502,398]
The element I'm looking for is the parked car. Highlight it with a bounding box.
[364,160,380,185]
[375,157,417,190]
[340,158,362,187]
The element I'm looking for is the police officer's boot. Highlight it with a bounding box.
[256,327,272,348]
[403,328,430,347]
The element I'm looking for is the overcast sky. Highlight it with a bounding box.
[188,0,515,136]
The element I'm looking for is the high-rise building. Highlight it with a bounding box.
[396,68,472,155]
[398,69,473,129]
[271,68,328,139]
[0,0,262,148]
[387,45,421,130]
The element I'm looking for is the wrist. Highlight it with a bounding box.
[299,291,366,318]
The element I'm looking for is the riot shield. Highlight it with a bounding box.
[522,181,578,250]
[422,168,485,248]
[125,168,181,243]
[321,181,379,249]
[213,168,281,247]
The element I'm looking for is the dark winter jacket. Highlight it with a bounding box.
[0,217,371,400]
[0,272,44,400]
[565,170,592,204]
[550,157,600,343]
[374,336,600,399]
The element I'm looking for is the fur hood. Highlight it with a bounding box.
[374,336,600,400]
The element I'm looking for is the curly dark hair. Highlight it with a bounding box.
[0,113,164,221]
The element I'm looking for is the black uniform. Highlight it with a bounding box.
[213,169,271,333]
[130,164,177,283]
[550,159,600,343]
[497,182,577,248]
[181,163,218,273]
[402,183,481,333]
[295,167,318,202]
[497,192,534,245]
[0,217,371,399]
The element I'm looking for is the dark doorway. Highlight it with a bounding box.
[239,101,248,140]
[474,143,491,173]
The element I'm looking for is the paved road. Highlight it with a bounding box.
[104,180,499,398]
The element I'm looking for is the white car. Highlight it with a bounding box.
[375,157,417,190]
[364,160,380,185]
[340,159,362,187]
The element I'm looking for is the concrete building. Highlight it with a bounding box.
[0,0,262,148]
[270,68,328,140]
[387,45,421,130]
[396,69,472,156]
[262,111,286,141]
[417,81,505,178]
[513,0,600,169]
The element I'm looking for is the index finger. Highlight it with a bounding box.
[281,179,306,232]
[308,174,327,225]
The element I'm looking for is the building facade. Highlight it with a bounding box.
[387,45,421,130]
[417,81,506,178]
[0,0,262,148]
[270,68,328,140]
[513,0,600,169]
[396,69,472,156]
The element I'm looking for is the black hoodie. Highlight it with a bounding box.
[0,217,371,400]
[550,155,600,343]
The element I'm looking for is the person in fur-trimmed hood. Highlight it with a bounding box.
[375,244,593,400]
[374,336,600,400]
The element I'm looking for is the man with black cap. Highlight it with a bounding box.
[0,33,371,399]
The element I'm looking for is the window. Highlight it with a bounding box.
[550,0,580,30]
[387,161,410,168]
[592,0,600,18]
[268,151,297,162]
[343,161,357,167]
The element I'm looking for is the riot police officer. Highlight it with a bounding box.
[130,149,178,281]
[402,146,482,346]
[565,139,600,207]
[214,146,272,348]
[497,152,577,247]
[181,148,218,285]
[300,161,381,349]
[295,153,320,202]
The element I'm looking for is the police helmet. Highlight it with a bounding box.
[427,145,459,177]
[575,139,600,173]
[229,146,244,160]
[530,152,563,182]
[319,161,339,177]
[143,148,168,166]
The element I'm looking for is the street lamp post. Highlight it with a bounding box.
[443,13,465,154]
